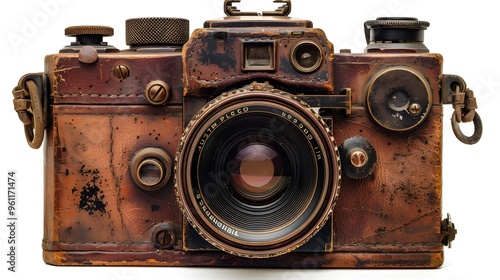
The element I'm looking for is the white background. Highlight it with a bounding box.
[0,0,498,279]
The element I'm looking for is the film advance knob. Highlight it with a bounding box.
[65,25,114,45]
[339,137,377,179]
[125,17,190,46]
[61,25,117,53]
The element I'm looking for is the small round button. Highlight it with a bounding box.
[78,46,99,64]
[350,149,368,168]
[339,137,377,179]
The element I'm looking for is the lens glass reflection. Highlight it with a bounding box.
[231,144,286,204]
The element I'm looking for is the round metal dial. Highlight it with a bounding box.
[366,67,432,132]
[125,17,189,46]
[339,137,377,179]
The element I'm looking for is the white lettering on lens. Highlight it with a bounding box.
[196,195,239,237]
[198,107,248,151]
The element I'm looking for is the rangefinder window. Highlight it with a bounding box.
[290,40,323,73]
[243,42,275,71]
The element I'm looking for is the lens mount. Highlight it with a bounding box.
[175,87,340,258]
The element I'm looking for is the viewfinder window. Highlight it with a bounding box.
[243,42,275,71]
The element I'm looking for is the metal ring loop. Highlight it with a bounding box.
[24,80,44,149]
[451,111,482,145]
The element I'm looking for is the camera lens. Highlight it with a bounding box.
[231,144,287,205]
[176,88,340,258]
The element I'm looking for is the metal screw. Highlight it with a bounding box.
[149,85,166,101]
[409,103,422,116]
[156,230,173,247]
[151,224,176,249]
[113,65,130,80]
[350,150,368,168]
[145,80,170,105]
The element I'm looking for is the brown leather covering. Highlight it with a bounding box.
[40,15,445,268]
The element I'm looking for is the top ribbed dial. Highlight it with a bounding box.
[364,17,429,44]
[65,25,114,37]
[125,17,190,46]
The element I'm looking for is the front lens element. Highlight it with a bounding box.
[231,144,286,205]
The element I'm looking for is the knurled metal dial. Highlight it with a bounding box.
[61,25,117,53]
[364,17,430,29]
[125,17,190,46]
[65,25,114,37]
[364,17,429,46]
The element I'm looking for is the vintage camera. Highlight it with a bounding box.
[12,0,482,268]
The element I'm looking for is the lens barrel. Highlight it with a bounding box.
[175,87,340,258]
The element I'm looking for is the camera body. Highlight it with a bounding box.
[12,0,482,268]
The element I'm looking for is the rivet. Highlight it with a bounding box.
[78,46,98,64]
